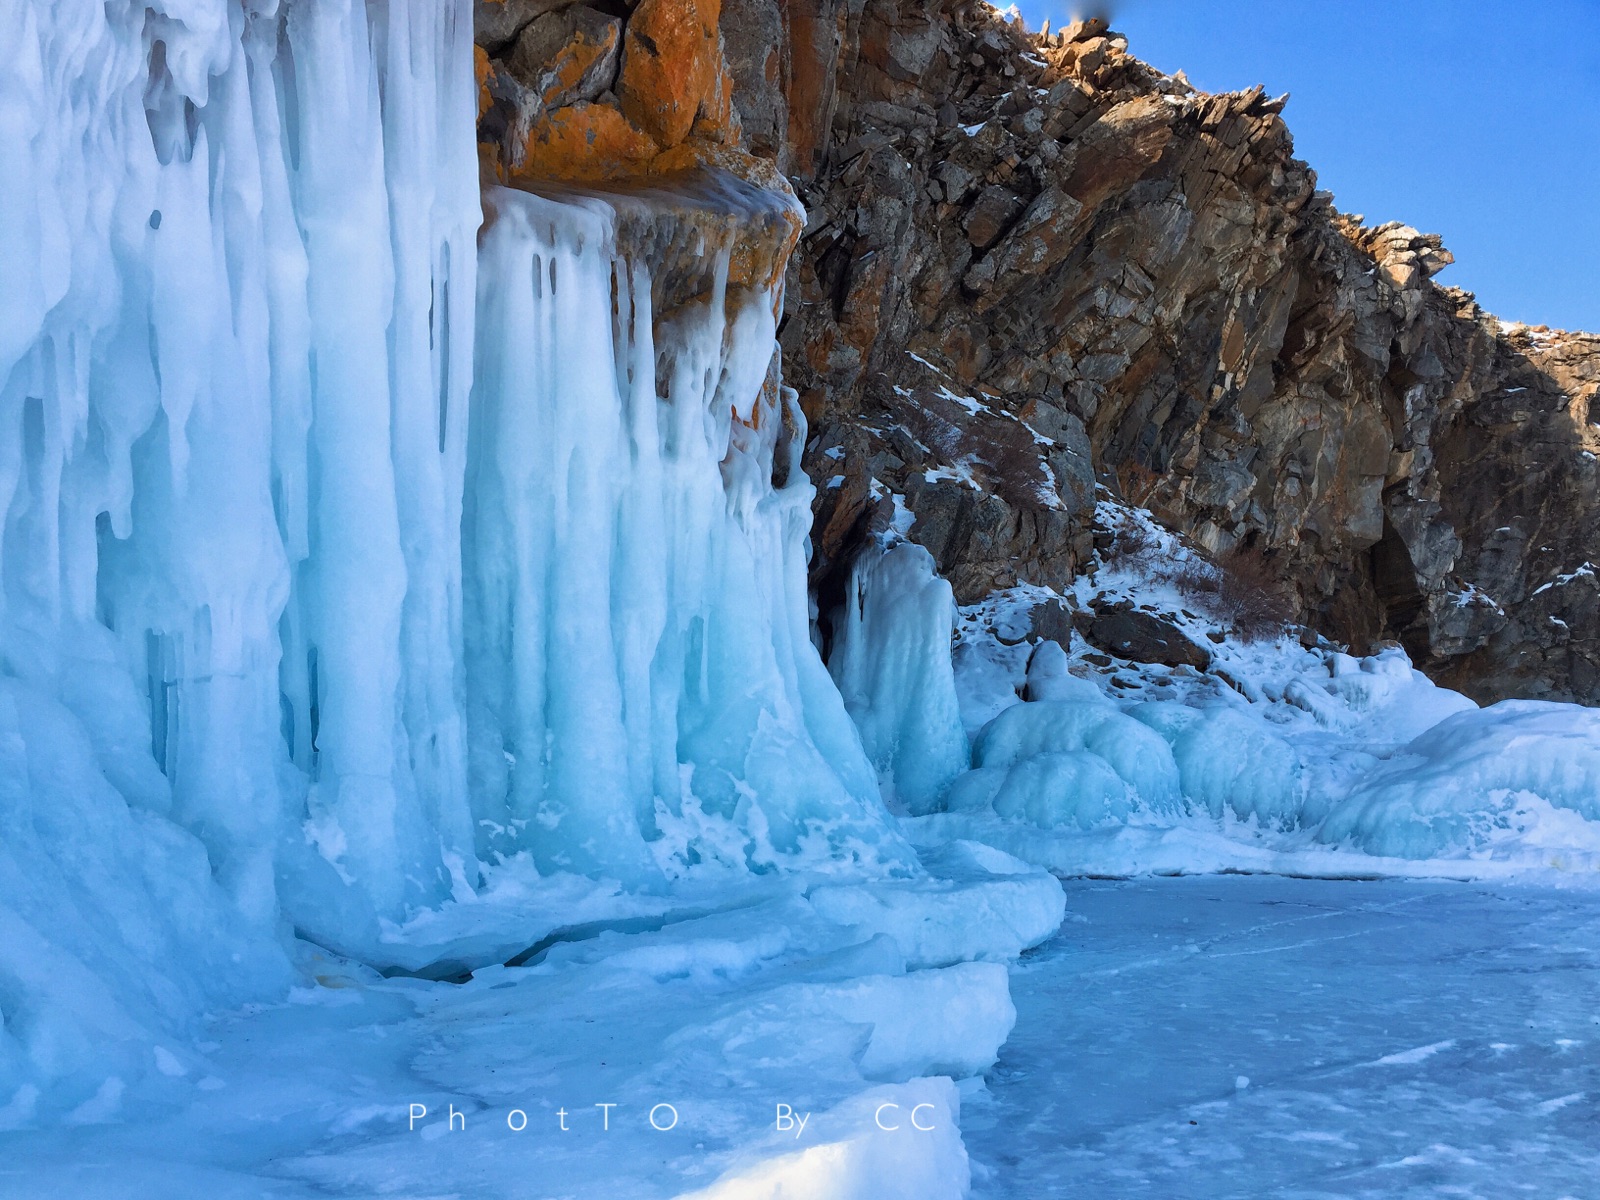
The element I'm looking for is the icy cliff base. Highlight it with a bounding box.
[4,846,1067,1199]
[907,500,1600,879]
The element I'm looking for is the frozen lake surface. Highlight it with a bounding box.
[966,876,1600,1198]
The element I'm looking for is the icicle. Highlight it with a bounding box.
[830,541,972,815]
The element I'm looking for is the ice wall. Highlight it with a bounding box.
[466,183,908,886]
[1,0,482,1107]
[1,0,912,1110]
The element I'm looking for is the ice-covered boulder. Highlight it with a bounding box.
[1283,646,1475,742]
[972,700,1182,811]
[991,750,1133,830]
[1024,639,1111,705]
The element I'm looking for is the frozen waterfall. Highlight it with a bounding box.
[0,0,903,1109]
[465,182,908,892]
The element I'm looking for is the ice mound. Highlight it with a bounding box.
[990,749,1133,829]
[1126,702,1304,827]
[0,678,285,1120]
[972,700,1183,814]
[951,697,1299,832]
[1318,700,1600,858]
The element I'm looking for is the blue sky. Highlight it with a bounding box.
[1012,0,1600,333]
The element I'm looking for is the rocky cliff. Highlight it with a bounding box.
[474,0,1600,705]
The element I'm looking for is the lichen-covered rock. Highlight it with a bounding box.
[617,0,723,149]
[508,6,621,111]
[515,101,659,182]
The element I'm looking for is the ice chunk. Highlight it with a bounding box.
[0,679,285,1111]
[1024,639,1109,705]
[807,843,1065,967]
[829,542,971,814]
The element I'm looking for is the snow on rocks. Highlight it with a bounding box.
[921,499,1600,880]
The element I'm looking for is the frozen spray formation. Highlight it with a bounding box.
[0,0,907,1106]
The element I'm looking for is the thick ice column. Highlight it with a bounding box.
[376,0,482,873]
[467,191,655,883]
[467,181,913,882]
[0,0,300,1105]
[830,541,971,815]
[272,0,481,923]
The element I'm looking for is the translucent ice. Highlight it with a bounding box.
[829,541,970,814]
[467,183,909,885]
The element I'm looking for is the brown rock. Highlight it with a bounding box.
[475,0,584,50]
[508,7,622,110]
[617,0,722,149]
[963,185,1024,249]
[1077,605,1212,669]
[964,186,1085,291]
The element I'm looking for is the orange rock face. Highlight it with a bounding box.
[617,0,721,149]
[515,103,660,183]
[474,45,494,118]
[478,0,766,190]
